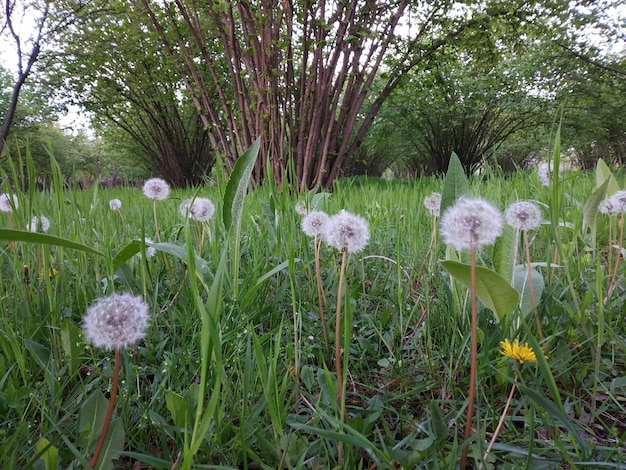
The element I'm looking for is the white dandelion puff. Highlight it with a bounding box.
[598,198,616,215]
[0,193,18,213]
[609,190,626,213]
[27,215,51,233]
[295,202,308,216]
[505,201,542,231]
[109,199,122,210]
[424,192,442,217]
[323,210,370,253]
[440,197,503,251]
[142,178,170,201]
[301,211,329,238]
[179,197,215,222]
[82,293,150,350]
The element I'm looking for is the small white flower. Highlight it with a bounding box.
[109,199,122,210]
[142,178,170,201]
[440,197,502,251]
[323,210,370,253]
[295,202,308,216]
[302,210,329,238]
[505,201,542,231]
[179,197,215,222]
[424,192,442,217]
[82,292,150,350]
[27,215,51,233]
[0,193,18,213]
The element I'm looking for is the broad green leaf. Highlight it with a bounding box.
[582,177,609,236]
[511,265,545,317]
[24,339,51,373]
[60,318,82,376]
[222,137,261,232]
[440,260,520,320]
[440,152,468,217]
[492,223,517,282]
[35,438,58,470]
[166,391,188,429]
[112,240,209,275]
[166,384,198,430]
[595,158,620,195]
[111,240,142,268]
[310,192,331,211]
[79,390,109,449]
[92,417,125,470]
[0,229,104,256]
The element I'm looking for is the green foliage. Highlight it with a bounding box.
[1,140,625,468]
[222,137,261,232]
[441,260,520,321]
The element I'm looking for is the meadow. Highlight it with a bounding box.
[0,143,625,469]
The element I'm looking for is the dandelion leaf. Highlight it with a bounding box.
[595,158,620,195]
[223,137,261,232]
[0,229,104,256]
[492,223,516,283]
[582,177,609,236]
[440,260,520,321]
[78,391,125,469]
[511,265,545,317]
[35,438,58,470]
[440,152,468,217]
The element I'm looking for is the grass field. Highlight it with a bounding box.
[1,146,625,469]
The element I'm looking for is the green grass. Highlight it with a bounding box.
[0,157,625,469]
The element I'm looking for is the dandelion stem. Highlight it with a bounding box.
[314,236,330,360]
[607,212,624,300]
[153,200,172,275]
[461,245,478,470]
[335,248,348,421]
[90,348,121,468]
[334,248,349,466]
[524,230,542,338]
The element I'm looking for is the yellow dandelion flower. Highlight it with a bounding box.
[499,338,537,364]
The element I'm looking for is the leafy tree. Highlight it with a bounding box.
[0,0,106,157]
[48,3,215,187]
[135,0,609,189]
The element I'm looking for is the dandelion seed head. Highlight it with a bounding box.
[180,197,215,222]
[500,338,537,365]
[0,193,18,213]
[424,192,441,217]
[143,237,156,258]
[440,197,502,251]
[609,190,626,213]
[505,201,542,231]
[598,198,617,215]
[537,163,551,187]
[295,202,308,216]
[142,178,170,201]
[27,215,50,233]
[301,210,329,238]
[82,293,150,350]
[323,210,370,253]
[109,199,122,210]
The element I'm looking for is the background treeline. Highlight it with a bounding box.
[1,0,625,188]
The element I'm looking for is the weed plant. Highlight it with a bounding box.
[0,142,625,469]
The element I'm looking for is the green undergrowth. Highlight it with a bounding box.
[0,150,625,469]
